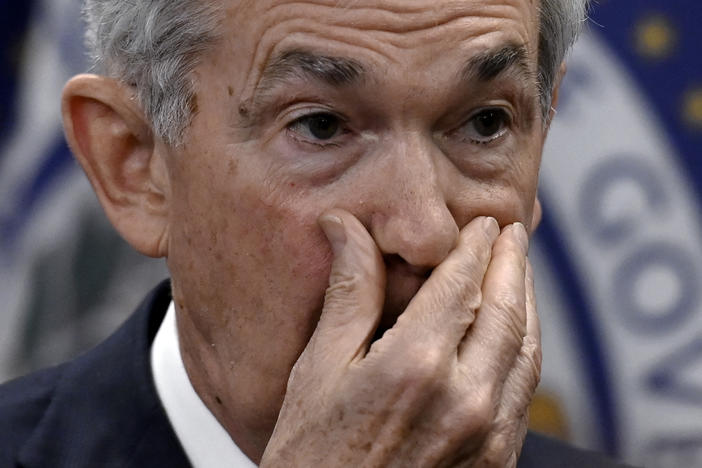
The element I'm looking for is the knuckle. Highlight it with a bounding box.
[522,335,542,374]
[515,337,542,392]
[437,259,483,309]
[469,393,494,435]
[455,248,488,282]
[457,276,483,312]
[410,346,445,380]
[452,387,494,440]
[492,290,523,319]
[488,292,526,337]
[394,345,446,388]
[429,277,480,328]
[324,273,362,303]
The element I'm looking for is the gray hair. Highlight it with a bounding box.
[83,0,589,145]
[538,0,590,121]
[83,0,221,145]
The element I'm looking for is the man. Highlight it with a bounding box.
[0,0,634,466]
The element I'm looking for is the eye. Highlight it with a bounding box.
[463,108,510,144]
[288,112,344,142]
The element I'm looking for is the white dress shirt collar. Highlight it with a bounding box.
[150,301,257,468]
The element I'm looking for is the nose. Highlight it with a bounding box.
[368,136,459,269]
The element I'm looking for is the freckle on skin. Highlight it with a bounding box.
[228,86,234,96]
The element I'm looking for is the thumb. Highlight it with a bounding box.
[309,208,386,366]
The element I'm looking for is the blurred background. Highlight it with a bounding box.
[1,0,701,466]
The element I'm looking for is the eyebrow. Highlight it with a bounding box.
[462,44,533,82]
[241,45,535,127]
[256,50,366,95]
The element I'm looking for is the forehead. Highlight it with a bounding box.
[215,0,540,91]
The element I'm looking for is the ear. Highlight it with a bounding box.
[62,74,170,258]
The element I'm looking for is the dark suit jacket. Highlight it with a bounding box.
[0,281,634,467]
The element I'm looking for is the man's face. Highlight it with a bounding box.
[166,0,543,429]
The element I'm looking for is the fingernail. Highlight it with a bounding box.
[484,216,499,236]
[511,222,528,254]
[319,214,346,255]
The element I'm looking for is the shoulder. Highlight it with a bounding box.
[0,364,65,465]
[520,431,639,468]
[0,280,188,468]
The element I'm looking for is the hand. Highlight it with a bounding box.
[259,210,541,467]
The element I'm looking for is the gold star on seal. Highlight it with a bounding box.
[683,88,702,130]
[528,390,570,441]
[634,15,677,60]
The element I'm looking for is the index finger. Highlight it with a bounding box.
[373,216,500,357]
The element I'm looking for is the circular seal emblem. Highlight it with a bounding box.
[530,8,702,466]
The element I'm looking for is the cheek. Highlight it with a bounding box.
[498,143,541,219]
[255,193,336,306]
[169,167,335,326]
[450,156,541,228]
[279,222,334,283]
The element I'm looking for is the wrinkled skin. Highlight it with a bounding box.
[261,212,541,466]
[63,0,552,465]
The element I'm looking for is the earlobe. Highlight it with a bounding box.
[62,74,170,258]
